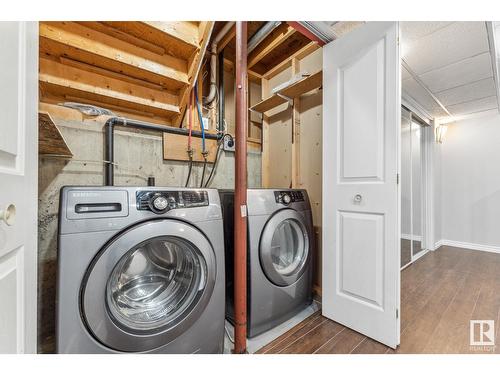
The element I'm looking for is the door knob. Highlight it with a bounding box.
[354,194,362,203]
[0,204,16,226]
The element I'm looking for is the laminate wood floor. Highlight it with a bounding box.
[257,246,500,354]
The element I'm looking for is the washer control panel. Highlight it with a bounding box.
[137,190,209,213]
[274,190,305,205]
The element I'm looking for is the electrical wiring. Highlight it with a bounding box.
[185,90,194,187]
[204,133,232,188]
[194,83,208,188]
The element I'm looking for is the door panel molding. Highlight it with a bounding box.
[322,21,400,348]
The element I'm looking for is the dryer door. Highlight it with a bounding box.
[259,209,310,287]
[82,219,216,352]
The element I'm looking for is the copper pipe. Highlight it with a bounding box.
[233,21,248,354]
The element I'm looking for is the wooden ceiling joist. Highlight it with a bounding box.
[75,22,167,56]
[99,21,199,60]
[248,23,297,69]
[40,22,189,90]
[39,21,215,126]
[39,58,180,118]
[217,25,236,53]
[262,42,320,79]
[144,21,200,48]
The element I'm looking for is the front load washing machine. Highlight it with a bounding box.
[57,186,225,353]
[220,189,313,338]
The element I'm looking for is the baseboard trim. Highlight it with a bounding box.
[436,239,500,254]
[434,240,444,250]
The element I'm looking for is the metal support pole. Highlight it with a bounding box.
[233,21,248,354]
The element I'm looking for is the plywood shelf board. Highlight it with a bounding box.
[281,70,322,98]
[163,132,218,163]
[250,70,323,113]
[38,112,73,158]
[251,94,288,113]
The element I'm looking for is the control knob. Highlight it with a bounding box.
[282,193,292,205]
[152,195,169,212]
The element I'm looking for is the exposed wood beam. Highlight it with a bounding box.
[287,22,327,46]
[291,58,301,188]
[39,58,180,117]
[263,42,320,79]
[76,22,167,56]
[261,77,271,187]
[223,58,262,83]
[143,21,200,49]
[58,56,167,91]
[40,22,189,88]
[40,96,173,126]
[174,21,214,126]
[217,24,236,53]
[247,24,297,69]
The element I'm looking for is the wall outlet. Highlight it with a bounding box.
[223,136,235,152]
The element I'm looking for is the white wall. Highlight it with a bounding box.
[438,112,500,250]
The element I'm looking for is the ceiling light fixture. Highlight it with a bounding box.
[435,124,448,144]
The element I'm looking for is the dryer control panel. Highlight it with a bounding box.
[136,190,209,213]
[274,190,305,205]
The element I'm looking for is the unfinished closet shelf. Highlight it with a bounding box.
[250,70,322,113]
[38,112,73,158]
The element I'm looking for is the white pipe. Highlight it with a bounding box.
[204,21,235,106]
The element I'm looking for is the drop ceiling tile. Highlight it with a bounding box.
[402,78,448,118]
[447,95,498,116]
[330,21,365,38]
[400,22,454,43]
[403,22,489,75]
[435,78,496,106]
[419,52,493,92]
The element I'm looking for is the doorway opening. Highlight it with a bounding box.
[401,106,431,269]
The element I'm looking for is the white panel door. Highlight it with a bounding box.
[322,22,401,348]
[0,22,38,353]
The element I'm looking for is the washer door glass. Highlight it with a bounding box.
[270,219,306,276]
[106,236,206,333]
[260,209,310,287]
[82,219,216,352]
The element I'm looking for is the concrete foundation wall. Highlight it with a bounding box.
[38,116,261,352]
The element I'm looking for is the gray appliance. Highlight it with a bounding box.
[57,186,225,353]
[220,189,313,338]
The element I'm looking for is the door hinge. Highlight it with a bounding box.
[396,309,399,319]
[397,173,400,185]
